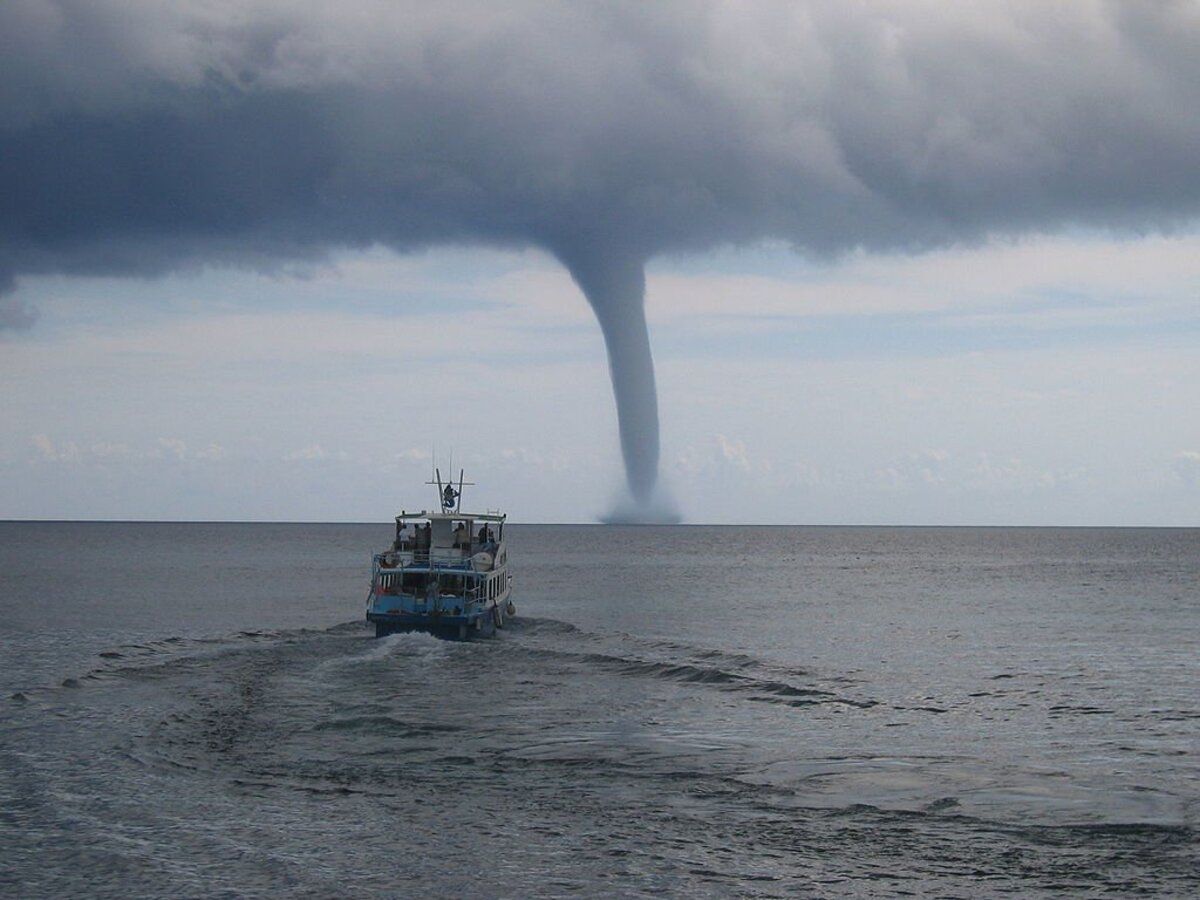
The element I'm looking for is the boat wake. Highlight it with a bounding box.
[4,616,1195,898]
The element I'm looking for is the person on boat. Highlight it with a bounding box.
[442,484,458,509]
[393,523,411,551]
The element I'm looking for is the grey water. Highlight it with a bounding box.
[1,523,1197,897]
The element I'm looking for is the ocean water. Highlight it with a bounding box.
[1,523,1197,897]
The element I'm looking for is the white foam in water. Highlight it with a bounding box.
[316,631,456,674]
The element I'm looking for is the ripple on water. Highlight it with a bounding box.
[4,613,1197,898]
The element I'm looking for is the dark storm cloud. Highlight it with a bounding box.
[3,1,1199,502]
[5,1,1199,286]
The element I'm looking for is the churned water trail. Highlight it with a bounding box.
[2,523,1198,896]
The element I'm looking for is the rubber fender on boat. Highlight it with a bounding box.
[493,604,504,628]
[505,601,516,617]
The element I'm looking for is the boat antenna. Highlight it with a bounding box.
[425,454,473,512]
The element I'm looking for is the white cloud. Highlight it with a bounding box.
[158,437,188,460]
[1174,451,1200,487]
[284,444,327,462]
[30,433,81,463]
[193,442,227,461]
[672,433,773,481]
[89,441,133,459]
[715,434,753,472]
[30,433,56,460]
[24,435,233,467]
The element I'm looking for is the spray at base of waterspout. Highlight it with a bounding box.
[601,484,682,525]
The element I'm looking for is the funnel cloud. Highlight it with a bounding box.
[555,248,657,505]
[4,3,1200,515]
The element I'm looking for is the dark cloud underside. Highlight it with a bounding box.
[3,1,1198,283]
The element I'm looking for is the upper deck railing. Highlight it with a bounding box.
[394,510,506,522]
[374,544,499,572]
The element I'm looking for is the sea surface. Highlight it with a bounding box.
[1,523,1197,897]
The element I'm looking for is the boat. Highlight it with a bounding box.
[366,469,514,639]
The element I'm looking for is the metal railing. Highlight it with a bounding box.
[374,549,495,571]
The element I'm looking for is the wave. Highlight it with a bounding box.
[507,637,873,709]
[19,614,876,722]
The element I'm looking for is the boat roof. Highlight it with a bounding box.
[394,510,506,522]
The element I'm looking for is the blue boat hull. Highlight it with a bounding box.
[367,609,501,640]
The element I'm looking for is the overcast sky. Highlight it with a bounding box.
[2,2,1199,523]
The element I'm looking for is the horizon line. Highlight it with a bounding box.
[1,519,1196,529]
